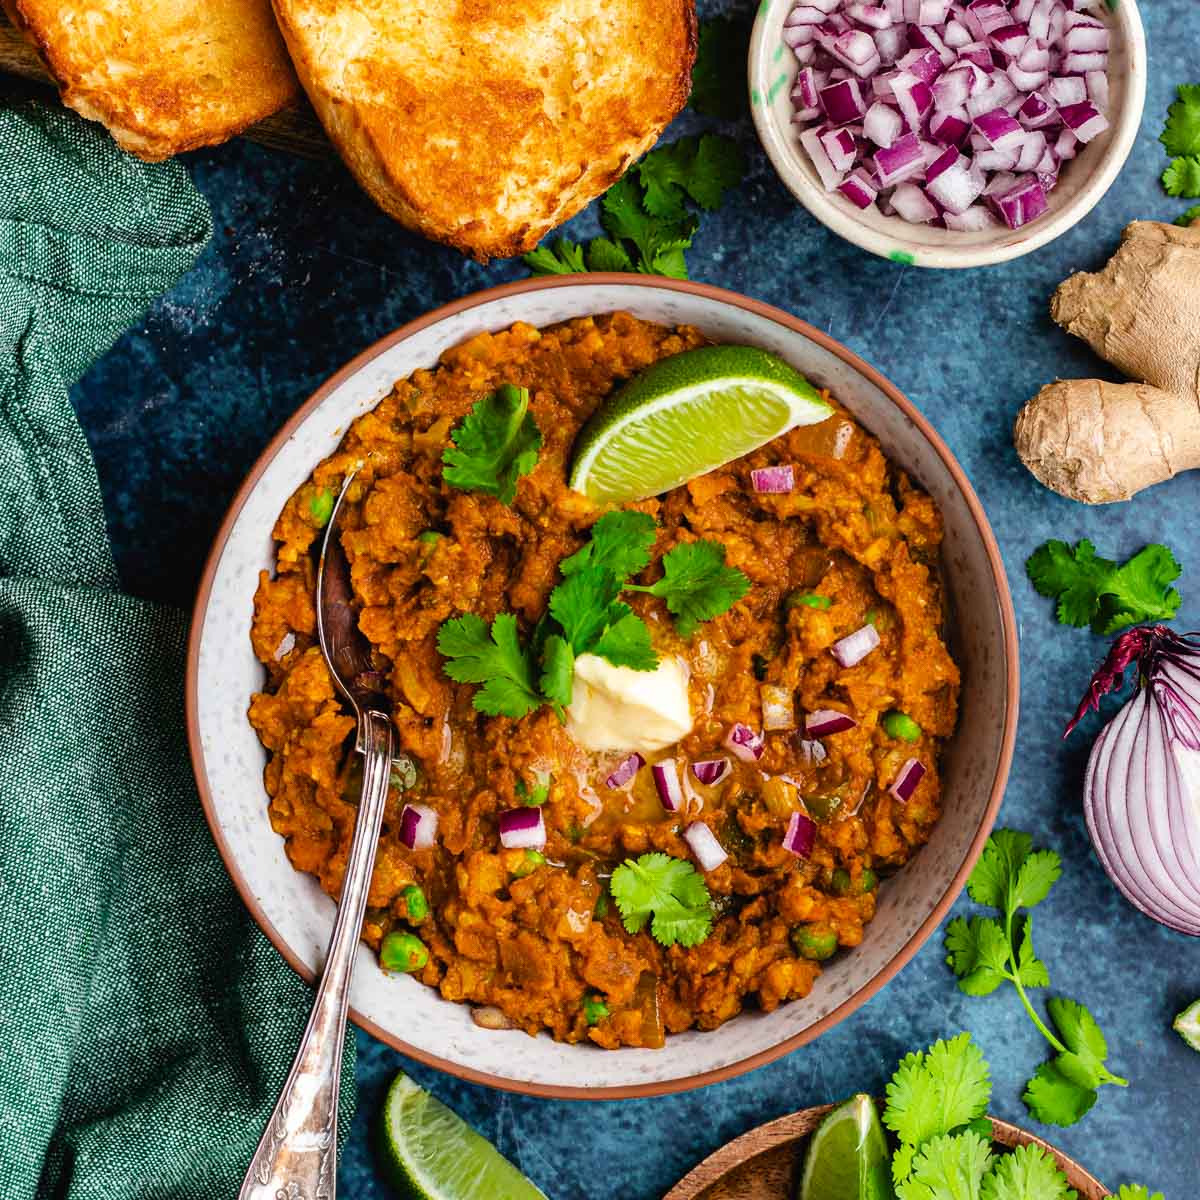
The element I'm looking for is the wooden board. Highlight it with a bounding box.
[0,17,330,158]
[664,1106,1110,1200]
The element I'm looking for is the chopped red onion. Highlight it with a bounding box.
[988,174,1047,228]
[751,464,795,493]
[683,822,728,873]
[399,803,438,850]
[929,108,971,146]
[1057,100,1108,143]
[652,760,685,813]
[944,204,998,231]
[893,72,934,129]
[831,623,880,668]
[891,182,938,223]
[498,806,545,850]
[821,77,867,123]
[1046,75,1087,107]
[1086,69,1109,112]
[724,722,766,763]
[762,684,797,731]
[840,168,880,208]
[874,131,926,185]
[889,757,926,802]
[798,737,828,764]
[782,810,817,858]
[692,757,732,786]
[605,752,645,789]
[800,125,847,190]
[863,100,903,147]
[805,708,859,736]
[925,152,985,212]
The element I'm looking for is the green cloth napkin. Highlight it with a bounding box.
[0,102,355,1199]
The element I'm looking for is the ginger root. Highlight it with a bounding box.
[1014,219,1200,504]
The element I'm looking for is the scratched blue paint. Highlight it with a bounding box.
[73,0,1198,1195]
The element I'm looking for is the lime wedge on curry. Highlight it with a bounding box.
[798,1094,892,1200]
[379,1072,548,1200]
[1175,998,1200,1052]
[568,345,832,504]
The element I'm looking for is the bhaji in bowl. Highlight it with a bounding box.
[189,278,1016,1096]
[247,312,958,1048]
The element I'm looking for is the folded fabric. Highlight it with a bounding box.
[0,101,354,1200]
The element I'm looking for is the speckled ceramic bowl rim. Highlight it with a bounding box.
[748,0,1147,269]
[185,275,1020,1100]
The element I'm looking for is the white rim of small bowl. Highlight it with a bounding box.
[749,0,1147,269]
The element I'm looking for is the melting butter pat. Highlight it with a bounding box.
[566,653,692,753]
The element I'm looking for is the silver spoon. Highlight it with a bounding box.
[239,471,393,1200]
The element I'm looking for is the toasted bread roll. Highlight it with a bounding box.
[3,0,300,160]
[271,0,697,260]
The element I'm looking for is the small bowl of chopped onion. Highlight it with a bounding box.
[749,0,1146,268]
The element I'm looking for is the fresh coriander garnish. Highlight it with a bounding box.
[442,383,542,505]
[521,239,586,275]
[690,17,746,120]
[627,540,751,638]
[1160,83,1200,204]
[559,509,656,578]
[944,830,1128,1127]
[609,852,713,948]
[1177,203,1200,227]
[435,612,542,719]
[1117,1188,1165,1200]
[1026,539,1181,634]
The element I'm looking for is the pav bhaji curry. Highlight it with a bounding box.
[248,312,959,1049]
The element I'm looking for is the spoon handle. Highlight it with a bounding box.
[238,708,394,1200]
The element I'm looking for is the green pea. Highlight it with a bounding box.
[512,849,545,879]
[308,487,334,528]
[401,884,428,923]
[418,530,442,545]
[593,890,610,919]
[515,769,551,806]
[583,995,610,1026]
[805,794,843,822]
[831,867,878,896]
[790,924,839,961]
[785,592,832,611]
[380,930,428,974]
[882,711,922,742]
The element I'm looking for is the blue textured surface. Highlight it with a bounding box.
[71,2,1198,1195]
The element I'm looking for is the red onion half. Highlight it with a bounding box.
[399,803,438,850]
[1070,627,1200,936]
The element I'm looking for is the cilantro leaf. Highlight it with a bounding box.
[966,829,1035,910]
[539,634,574,714]
[591,608,658,671]
[691,17,747,120]
[436,613,542,718]
[442,384,542,505]
[601,174,697,274]
[630,540,750,638]
[523,239,587,275]
[609,852,713,947]
[586,237,635,273]
[883,1034,991,1155]
[1116,1187,1165,1200]
[560,510,657,579]
[1015,917,1049,990]
[1177,204,1200,226]
[979,1142,1075,1200]
[548,564,624,652]
[1023,1062,1097,1127]
[1026,539,1182,633]
[1012,849,1062,911]
[895,1130,993,1200]
[1160,83,1200,159]
[945,916,1010,996]
[638,135,746,218]
[1163,156,1200,198]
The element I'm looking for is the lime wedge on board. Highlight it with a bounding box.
[378,1072,548,1200]
[568,345,832,505]
[1175,998,1200,1052]
[798,1093,892,1200]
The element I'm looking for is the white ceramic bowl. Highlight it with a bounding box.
[187,277,1019,1098]
[749,1,1146,269]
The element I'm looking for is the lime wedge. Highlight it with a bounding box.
[568,345,832,505]
[378,1072,548,1200]
[799,1094,892,1200]
[1175,998,1200,1052]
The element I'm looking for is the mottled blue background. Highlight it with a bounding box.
[70,1,1197,1195]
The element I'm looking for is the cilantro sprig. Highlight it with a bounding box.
[1025,539,1181,634]
[1159,84,1200,215]
[437,511,749,718]
[945,831,1128,1128]
[523,133,745,279]
[609,852,713,947]
[442,384,542,505]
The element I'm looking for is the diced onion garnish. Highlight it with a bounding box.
[683,822,728,873]
[784,0,1113,230]
[798,738,828,764]
[724,722,766,762]
[273,631,296,661]
[692,757,732,786]
[652,760,685,813]
[605,752,645,789]
[761,684,797,731]
[498,806,546,850]
[888,758,926,803]
[782,810,817,858]
[751,465,796,493]
[831,623,880,668]
[399,803,438,850]
[805,708,858,736]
